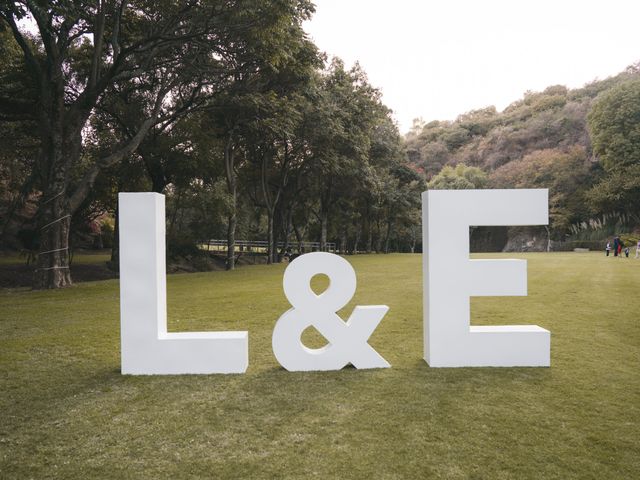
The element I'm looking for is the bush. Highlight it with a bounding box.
[166,238,218,272]
[620,234,639,249]
[167,239,203,260]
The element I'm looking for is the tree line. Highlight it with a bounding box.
[0,1,423,289]
[1,2,638,290]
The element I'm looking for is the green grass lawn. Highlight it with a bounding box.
[1,253,638,479]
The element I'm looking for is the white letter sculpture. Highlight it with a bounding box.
[422,189,550,367]
[119,192,248,374]
[272,252,390,371]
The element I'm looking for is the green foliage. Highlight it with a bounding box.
[586,164,640,218]
[620,233,639,248]
[456,106,499,136]
[405,63,640,237]
[490,147,595,235]
[427,164,487,190]
[0,0,327,286]
[588,79,640,171]
[0,28,40,244]
[440,125,471,150]
[587,79,640,218]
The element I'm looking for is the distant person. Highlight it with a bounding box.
[636,240,640,259]
[618,238,624,257]
[624,247,630,258]
[605,241,611,256]
[613,236,620,257]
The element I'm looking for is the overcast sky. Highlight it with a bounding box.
[303,0,640,133]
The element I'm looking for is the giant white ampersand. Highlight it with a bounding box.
[272,252,390,371]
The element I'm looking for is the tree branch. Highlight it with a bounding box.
[68,88,167,212]
[25,0,59,63]
[110,1,125,62]
[88,0,106,90]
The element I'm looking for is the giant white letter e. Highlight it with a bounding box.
[422,189,550,367]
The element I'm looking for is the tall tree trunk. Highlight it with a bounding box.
[319,180,332,252]
[224,138,237,271]
[365,218,373,254]
[151,174,166,194]
[267,210,275,264]
[167,190,182,239]
[281,207,293,260]
[545,226,551,252]
[226,210,236,270]
[320,212,328,252]
[34,180,73,289]
[293,219,305,254]
[375,232,383,253]
[260,152,275,264]
[352,227,361,255]
[33,126,75,289]
[375,219,384,253]
[339,226,347,254]
[108,203,120,272]
[384,219,393,254]
[142,148,168,194]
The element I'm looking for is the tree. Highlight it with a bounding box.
[305,59,393,251]
[0,28,39,246]
[204,5,319,268]
[427,164,487,190]
[0,0,315,288]
[585,165,640,221]
[587,79,640,219]
[588,79,640,171]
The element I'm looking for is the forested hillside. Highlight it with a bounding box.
[405,63,640,245]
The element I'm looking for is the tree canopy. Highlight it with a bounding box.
[0,2,421,287]
[1,3,638,288]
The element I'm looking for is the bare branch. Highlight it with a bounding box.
[68,88,168,212]
[110,1,126,61]
[25,0,59,63]
[88,0,106,90]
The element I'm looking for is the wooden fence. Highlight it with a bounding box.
[203,239,336,254]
